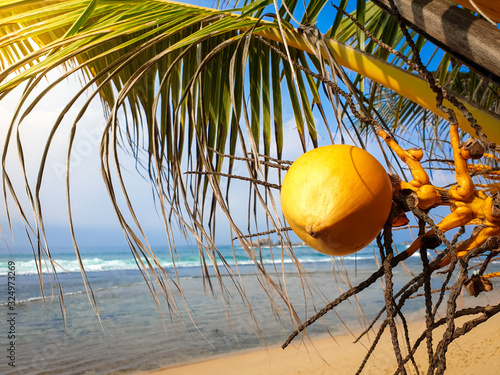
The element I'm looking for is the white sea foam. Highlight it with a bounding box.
[0,254,380,276]
[0,244,395,276]
[0,258,143,275]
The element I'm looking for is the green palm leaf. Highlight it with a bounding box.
[1,0,500,340]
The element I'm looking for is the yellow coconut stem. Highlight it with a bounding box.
[162,3,500,144]
[483,272,500,279]
[254,28,500,144]
[377,129,429,186]
[439,225,500,268]
[449,123,475,200]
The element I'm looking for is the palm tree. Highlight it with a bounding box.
[1,0,500,373]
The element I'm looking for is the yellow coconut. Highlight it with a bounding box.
[280,145,393,256]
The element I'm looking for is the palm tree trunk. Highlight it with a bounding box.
[371,0,500,82]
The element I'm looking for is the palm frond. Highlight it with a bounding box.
[2,0,500,352]
[328,1,500,144]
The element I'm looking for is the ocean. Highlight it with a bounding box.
[1,243,499,375]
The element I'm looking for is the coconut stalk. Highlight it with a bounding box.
[254,24,500,143]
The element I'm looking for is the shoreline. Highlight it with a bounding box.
[136,313,500,375]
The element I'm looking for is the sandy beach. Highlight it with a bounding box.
[141,313,500,375]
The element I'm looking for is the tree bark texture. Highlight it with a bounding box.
[371,0,500,83]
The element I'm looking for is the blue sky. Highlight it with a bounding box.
[0,70,313,251]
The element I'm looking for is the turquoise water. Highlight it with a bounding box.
[1,243,499,374]
[0,244,373,277]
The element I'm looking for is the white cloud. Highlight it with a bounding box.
[0,77,173,248]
